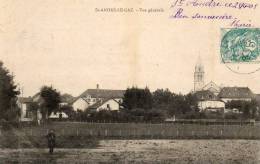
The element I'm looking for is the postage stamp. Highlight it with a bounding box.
[220,28,260,63]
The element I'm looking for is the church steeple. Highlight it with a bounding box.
[194,56,205,92]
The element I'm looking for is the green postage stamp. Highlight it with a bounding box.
[221,28,260,63]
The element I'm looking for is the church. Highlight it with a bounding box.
[193,57,254,112]
[194,57,221,95]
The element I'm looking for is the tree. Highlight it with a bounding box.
[152,89,197,117]
[60,104,75,119]
[184,93,198,111]
[0,61,20,121]
[39,86,61,120]
[153,89,173,107]
[27,101,40,121]
[123,86,153,110]
[170,94,186,115]
[225,100,259,119]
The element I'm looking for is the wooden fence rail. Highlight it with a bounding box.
[13,122,260,139]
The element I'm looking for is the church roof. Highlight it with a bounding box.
[218,87,254,99]
[195,90,219,101]
[202,81,221,92]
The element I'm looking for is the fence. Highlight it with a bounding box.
[13,122,260,139]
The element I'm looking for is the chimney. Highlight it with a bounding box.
[97,84,99,89]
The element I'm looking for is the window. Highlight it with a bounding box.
[25,109,32,118]
[107,104,110,110]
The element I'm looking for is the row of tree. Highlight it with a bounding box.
[122,87,198,117]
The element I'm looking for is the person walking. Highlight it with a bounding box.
[46,129,56,154]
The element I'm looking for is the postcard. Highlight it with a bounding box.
[0,0,260,163]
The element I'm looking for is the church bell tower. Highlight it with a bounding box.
[194,56,205,92]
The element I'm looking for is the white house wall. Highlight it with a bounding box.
[221,98,251,103]
[19,103,33,122]
[198,101,225,111]
[97,99,120,111]
[72,98,89,111]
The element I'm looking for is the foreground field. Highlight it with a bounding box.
[0,140,259,164]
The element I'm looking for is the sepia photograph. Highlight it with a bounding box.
[0,0,260,163]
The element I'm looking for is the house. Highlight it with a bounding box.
[17,97,41,122]
[195,90,225,112]
[88,98,122,112]
[218,87,254,103]
[72,97,90,111]
[256,94,260,104]
[17,97,33,121]
[72,85,125,111]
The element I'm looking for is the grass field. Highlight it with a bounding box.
[0,140,259,163]
[1,122,260,163]
[0,122,260,149]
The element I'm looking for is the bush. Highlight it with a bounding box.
[224,113,241,119]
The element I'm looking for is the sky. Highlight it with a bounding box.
[0,0,260,97]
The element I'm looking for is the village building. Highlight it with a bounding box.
[72,85,125,112]
[195,90,225,112]
[256,94,260,106]
[193,57,255,113]
[17,97,33,121]
[17,92,72,122]
[193,57,221,94]
[218,87,254,103]
[17,97,42,122]
[88,98,122,112]
[202,81,221,96]
[194,56,205,92]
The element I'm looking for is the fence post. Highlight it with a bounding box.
[30,129,33,136]
[77,129,79,136]
[119,130,122,137]
[161,130,164,139]
[220,130,223,136]
[177,130,179,137]
[192,131,194,136]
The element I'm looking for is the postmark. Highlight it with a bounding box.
[221,28,260,64]
[220,28,260,74]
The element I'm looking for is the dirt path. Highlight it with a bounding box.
[0,140,260,163]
